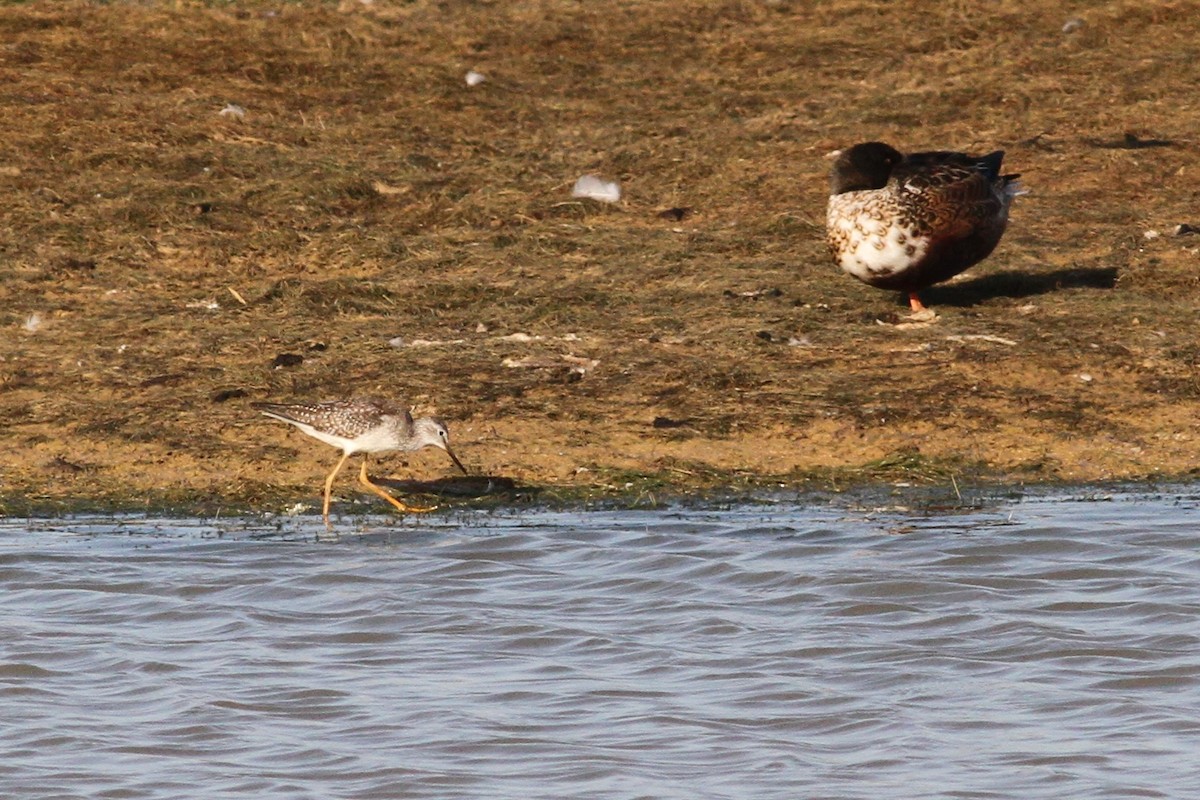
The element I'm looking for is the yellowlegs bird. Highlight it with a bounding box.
[826,141,1023,314]
[252,398,468,527]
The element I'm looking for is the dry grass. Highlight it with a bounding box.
[4,0,1200,512]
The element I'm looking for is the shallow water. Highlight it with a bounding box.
[2,492,1200,799]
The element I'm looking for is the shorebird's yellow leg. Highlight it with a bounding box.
[322,451,353,528]
[358,457,437,514]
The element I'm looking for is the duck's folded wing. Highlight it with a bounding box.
[894,161,1005,239]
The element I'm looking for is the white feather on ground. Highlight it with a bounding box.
[571,175,621,203]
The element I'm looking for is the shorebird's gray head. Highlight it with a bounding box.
[413,417,468,475]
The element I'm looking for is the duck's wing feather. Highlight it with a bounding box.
[901,150,1003,179]
[891,153,1007,239]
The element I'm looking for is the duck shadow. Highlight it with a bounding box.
[921,266,1118,308]
[377,474,526,500]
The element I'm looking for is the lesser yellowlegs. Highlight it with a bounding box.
[252,398,468,527]
[827,141,1023,314]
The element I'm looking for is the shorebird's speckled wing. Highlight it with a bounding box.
[253,399,413,441]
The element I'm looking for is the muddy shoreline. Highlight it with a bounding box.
[4,2,1200,516]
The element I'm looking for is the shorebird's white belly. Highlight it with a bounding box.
[352,422,409,453]
[827,196,927,282]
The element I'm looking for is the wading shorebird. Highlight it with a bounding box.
[826,141,1023,315]
[252,398,468,527]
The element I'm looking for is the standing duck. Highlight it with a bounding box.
[826,142,1023,314]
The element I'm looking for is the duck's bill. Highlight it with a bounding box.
[445,446,468,475]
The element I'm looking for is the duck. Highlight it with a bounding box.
[826,141,1023,314]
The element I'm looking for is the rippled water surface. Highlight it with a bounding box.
[3,492,1200,799]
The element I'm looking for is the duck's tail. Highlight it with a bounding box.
[1000,173,1028,199]
[976,150,1006,180]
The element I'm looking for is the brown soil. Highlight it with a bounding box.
[3,0,1200,514]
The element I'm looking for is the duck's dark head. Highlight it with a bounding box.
[829,142,904,195]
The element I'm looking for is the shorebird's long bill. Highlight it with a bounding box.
[445,446,468,475]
